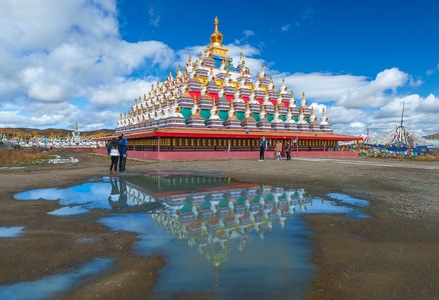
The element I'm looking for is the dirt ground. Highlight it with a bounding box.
[0,150,438,299]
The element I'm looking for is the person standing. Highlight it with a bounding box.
[107,138,120,174]
[284,142,291,160]
[259,136,266,161]
[118,134,128,173]
[275,140,283,160]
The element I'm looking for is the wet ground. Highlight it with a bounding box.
[0,151,438,299]
[7,173,371,299]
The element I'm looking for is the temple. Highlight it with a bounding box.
[99,18,361,160]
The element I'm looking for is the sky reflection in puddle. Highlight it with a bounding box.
[13,173,370,298]
[0,258,113,300]
[0,227,24,238]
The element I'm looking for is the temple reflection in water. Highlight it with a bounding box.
[113,172,315,279]
[12,173,367,297]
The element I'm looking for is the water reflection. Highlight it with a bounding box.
[0,227,24,238]
[108,177,128,209]
[0,258,113,300]
[12,173,370,299]
[14,176,158,215]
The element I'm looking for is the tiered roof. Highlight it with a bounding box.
[115,17,334,135]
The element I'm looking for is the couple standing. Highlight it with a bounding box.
[275,140,292,160]
[259,137,292,161]
[107,134,128,174]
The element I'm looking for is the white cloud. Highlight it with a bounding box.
[281,24,291,32]
[88,78,155,109]
[0,0,175,129]
[336,68,408,108]
[243,30,255,38]
[148,7,160,27]
[279,72,368,103]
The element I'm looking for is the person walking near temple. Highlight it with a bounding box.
[107,138,120,175]
[284,141,291,160]
[275,140,283,160]
[259,136,266,161]
[118,134,128,173]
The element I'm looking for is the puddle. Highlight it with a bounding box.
[99,213,314,299]
[0,258,113,300]
[0,227,24,238]
[14,177,153,215]
[12,173,370,298]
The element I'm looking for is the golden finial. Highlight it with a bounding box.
[302,92,305,100]
[210,16,223,47]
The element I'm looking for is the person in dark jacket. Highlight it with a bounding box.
[118,134,128,173]
[284,142,291,160]
[259,136,266,161]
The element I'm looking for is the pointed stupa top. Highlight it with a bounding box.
[205,17,229,58]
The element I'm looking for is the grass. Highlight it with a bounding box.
[0,148,51,167]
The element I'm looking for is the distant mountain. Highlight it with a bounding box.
[0,127,115,139]
[424,133,439,140]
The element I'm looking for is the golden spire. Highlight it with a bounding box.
[210,17,223,47]
[205,17,229,57]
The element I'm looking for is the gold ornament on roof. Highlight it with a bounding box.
[210,17,223,46]
[205,17,229,57]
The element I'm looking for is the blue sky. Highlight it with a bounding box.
[1,0,438,138]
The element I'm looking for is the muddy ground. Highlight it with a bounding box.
[0,150,438,299]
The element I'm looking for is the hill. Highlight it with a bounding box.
[425,133,439,140]
[0,127,115,139]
